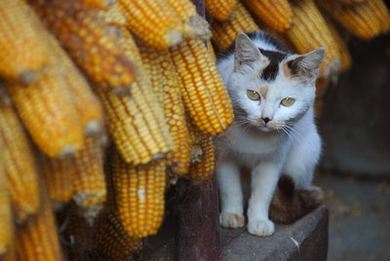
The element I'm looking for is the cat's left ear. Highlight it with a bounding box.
[234,33,268,72]
[284,48,325,83]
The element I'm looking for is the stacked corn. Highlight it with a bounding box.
[0,0,388,259]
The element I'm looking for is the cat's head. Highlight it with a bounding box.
[228,33,324,132]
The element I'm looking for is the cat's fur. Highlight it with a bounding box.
[215,32,323,236]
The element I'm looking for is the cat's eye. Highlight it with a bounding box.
[247,90,261,101]
[281,97,295,107]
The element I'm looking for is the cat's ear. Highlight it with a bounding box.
[234,33,268,71]
[284,48,325,82]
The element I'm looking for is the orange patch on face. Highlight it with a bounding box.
[260,85,268,97]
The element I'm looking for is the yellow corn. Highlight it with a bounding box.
[170,39,234,135]
[207,41,217,62]
[368,0,390,34]
[0,0,49,84]
[316,0,387,39]
[211,3,260,51]
[48,34,104,136]
[243,0,292,32]
[139,45,192,175]
[0,93,40,223]
[98,1,128,27]
[31,0,135,94]
[111,153,166,237]
[118,0,183,49]
[167,0,211,40]
[286,0,341,78]
[6,67,84,157]
[97,31,172,164]
[71,137,106,221]
[189,129,216,180]
[0,168,13,257]
[16,197,63,261]
[205,0,238,21]
[324,18,352,72]
[81,0,114,10]
[41,156,74,210]
[95,210,142,260]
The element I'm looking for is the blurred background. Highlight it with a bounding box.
[317,33,389,261]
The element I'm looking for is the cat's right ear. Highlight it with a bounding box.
[234,33,268,71]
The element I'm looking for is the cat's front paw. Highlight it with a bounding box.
[220,212,245,228]
[247,219,275,236]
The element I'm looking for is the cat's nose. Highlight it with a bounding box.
[262,117,271,124]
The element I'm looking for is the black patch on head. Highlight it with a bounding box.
[258,49,287,81]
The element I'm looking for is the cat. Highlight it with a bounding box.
[215,32,324,236]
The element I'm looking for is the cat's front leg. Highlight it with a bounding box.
[216,161,245,228]
[247,161,281,236]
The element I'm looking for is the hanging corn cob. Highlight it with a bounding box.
[118,0,183,49]
[30,0,136,94]
[97,30,172,164]
[211,3,260,51]
[0,93,40,223]
[170,39,234,135]
[139,45,192,175]
[0,0,49,84]
[41,156,74,210]
[6,66,84,157]
[48,34,104,136]
[98,1,128,27]
[16,197,63,261]
[189,128,216,180]
[0,167,13,258]
[243,0,292,32]
[81,0,114,10]
[205,0,238,21]
[316,0,389,39]
[286,0,341,78]
[71,137,106,222]
[111,153,166,237]
[95,210,142,260]
[167,0,211,40]
[338,0,366,4]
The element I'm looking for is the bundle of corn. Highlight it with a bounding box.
[205,0,238,21]
[316,0,390,40]
[211,2,260,51]
[243,0,293,32]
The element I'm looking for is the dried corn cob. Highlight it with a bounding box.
[338,0,366,4]
[189,129,216,180]
[0,94,40,223]
[368,0,390,34]
[6,67,84,157]
[48,34,104,136]
[81,0,114,10]
[95,210,142,260]
[205,0,238,21]
[207,41,217,62]
[71,137,106,222]
[243,0,292,32]
[139,45,192,175]
[286,0,341,78]
[41,156,74,210]
[97,31,172,164]
[31,0,135,94]
[118,0,183,49]
[211,3,260,51]
[112,154,167,237]
[324,18,352,72]
[316,0,386,39]
[99,1,127,27]
[0,169,13,257]
[170,39,234,135]
[167,0,211,40]
[0,0,49,84]
[16,197,63,261]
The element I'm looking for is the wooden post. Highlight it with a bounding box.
[175,178,221,261]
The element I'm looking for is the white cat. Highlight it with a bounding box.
[215,32,323,237]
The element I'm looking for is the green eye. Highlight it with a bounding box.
[247,90,261,101]
[281,97,295,107]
